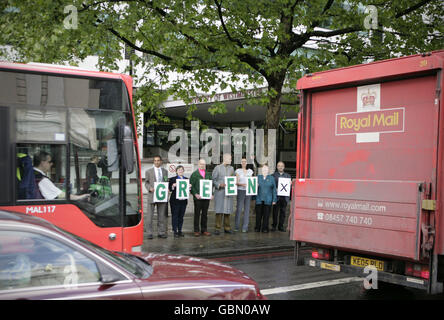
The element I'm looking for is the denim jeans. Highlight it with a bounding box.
[235,189,251,231]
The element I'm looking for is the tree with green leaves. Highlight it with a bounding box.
[1,0,442,131]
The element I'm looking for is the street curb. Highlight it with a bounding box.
[187,245,296,259]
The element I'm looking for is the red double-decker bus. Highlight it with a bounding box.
[0,62,143,253]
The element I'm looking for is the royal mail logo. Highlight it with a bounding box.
[360,88,377,108]
[334,84,405,143]
[336,107,405,136]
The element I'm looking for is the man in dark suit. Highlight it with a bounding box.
[144,155,169,239]
[272,161,291,232]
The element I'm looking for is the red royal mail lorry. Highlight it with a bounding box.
[291,50,444,294]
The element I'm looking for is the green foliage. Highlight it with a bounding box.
[1,0,442,128]
[208,101,227,115]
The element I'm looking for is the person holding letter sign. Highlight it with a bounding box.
[272,161,292,232]
[145,155,169,239]
[235,157,254,232]
[212,154,235,235]
[190,159,213,237]
[255,164,277,233]
[169,165,189,238]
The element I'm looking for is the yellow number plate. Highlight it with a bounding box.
[351,256,384,271]
[320,262,340,272]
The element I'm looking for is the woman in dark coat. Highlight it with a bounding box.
[169,165,188,238]
[255,164,277,233]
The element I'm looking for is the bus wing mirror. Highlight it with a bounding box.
[121,125,135,174]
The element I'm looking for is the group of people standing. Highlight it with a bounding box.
[144,154,291,239]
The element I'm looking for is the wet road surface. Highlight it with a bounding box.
[215,251,444,300]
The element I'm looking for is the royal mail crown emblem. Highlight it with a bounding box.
[361,89,377,107]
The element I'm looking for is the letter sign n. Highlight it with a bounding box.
[246,177,257,196]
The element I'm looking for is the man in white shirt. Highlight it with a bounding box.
[33,151,89,201]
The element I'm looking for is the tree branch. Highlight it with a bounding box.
[308,26,362,38]
[322,0,335,14]
[79,0,140,12]
[81,0,284,81]
[107,27,195,71]
[149,1,269,76]
[276,0,303,57]
[214,0,244,48]
[308,0,336,31]
[395,0,434,18]
[142,1,219,54]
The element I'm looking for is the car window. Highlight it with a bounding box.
[0,230,100,290]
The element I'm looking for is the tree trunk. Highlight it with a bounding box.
[259,79,284,172]
[265,93,282,131]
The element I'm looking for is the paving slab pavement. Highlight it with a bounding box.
[141,198,295,258]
